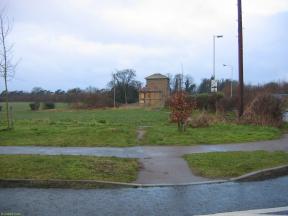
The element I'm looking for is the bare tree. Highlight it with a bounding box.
[0,11,15,129]
[170,74,183,93]
[109,69,137,104]
[184,75,196,94]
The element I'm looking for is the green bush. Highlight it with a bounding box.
[194,93,209,110]
[42,102,55,110]
[194,93,224,112]
[29,102,40,111]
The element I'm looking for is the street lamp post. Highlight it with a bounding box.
[211,35,223,93]
[213,35,223,79]
[223,64,234,98]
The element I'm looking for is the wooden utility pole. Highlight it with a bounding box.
[237,0,244,117]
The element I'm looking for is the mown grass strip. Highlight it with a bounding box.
[0,155,139,183]
[141,124,281,145]
[184,151,288,178]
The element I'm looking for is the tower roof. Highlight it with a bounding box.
[145,73,169,80]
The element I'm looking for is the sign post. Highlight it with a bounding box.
[211,79,217,93]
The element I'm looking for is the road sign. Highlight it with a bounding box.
[211,80,217,93]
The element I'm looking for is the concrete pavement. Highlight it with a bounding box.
[137,156,208,184]
[1,134,287,157]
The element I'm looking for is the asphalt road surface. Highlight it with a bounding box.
[1,176,288,216]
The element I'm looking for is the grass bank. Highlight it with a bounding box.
[0,102,283,147]
[140,123,280,145]
[0,155,139,183]
[184,151,288,179]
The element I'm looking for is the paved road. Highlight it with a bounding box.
[1,135,288,157]
[1,176,288,216]
[1,134,287,184]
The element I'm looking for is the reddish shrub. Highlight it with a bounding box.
[170,91,196,131]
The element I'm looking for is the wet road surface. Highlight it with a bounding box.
[1,176,288,216]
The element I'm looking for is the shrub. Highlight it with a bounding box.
[217,97,237,113]
[194,93,224,112]
[186,113,210,128]
[29,102,40,111]
[195,93,209,110]
[242,94,284,127]
[69,102,83,109]
[223,111,238,122]
[82,93,114,109]
[170,91,196,131]
[42,102,55,110]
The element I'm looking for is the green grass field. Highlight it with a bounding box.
[0,102,282,147]
[0,155,139,182]
[184,151,288,178]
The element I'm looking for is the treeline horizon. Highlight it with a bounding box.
[1,68,288,107]
[1,79,288,104]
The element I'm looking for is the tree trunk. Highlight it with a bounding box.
[4,75,10,129]
[1,18,10,129]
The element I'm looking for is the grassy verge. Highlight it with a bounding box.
[141,124,281,145]
[0,102,283,147]
[184,151,288,179]
[0,155,139,183]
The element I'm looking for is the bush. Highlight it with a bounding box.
[81,93,114,109]
[242,94,284,127]
[42,102,55,110]
[29,102,40,111]
[194,93,209,110]
[187,114,208,128]
[170,91,196,131]
[217,97,237,113]
[194,93,224,112]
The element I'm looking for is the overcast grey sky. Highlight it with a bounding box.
[1,0,288,91]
